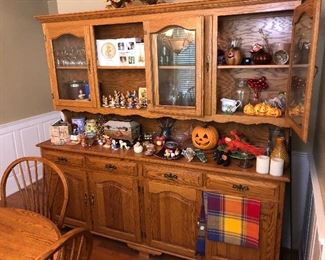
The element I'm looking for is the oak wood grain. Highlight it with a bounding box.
[0,208,60,260]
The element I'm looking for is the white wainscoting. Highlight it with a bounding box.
[0,111,60,195]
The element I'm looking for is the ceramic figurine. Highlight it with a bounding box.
[213,150,230,166]
[103,135,112,148]
[114,91,120,108]
[111,139,120,150]
[127,97,134,109]
[102,95,109,107]
[133,142,144,153]
[195,149,208,163]
[120,93,126,108]
[182,148,195,162]
[78,89,86,100]
[80,134,87,147]
[119,140,130,150]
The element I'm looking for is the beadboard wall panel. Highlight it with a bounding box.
[0,111,60,195]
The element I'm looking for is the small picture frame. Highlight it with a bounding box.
[138,87,147,100]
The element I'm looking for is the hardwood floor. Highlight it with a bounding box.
[90,235,297,260]
[90,235,181,260]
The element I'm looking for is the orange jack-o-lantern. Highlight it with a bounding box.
[191,125,219,150]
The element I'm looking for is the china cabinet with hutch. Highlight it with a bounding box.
[35,0,321,259]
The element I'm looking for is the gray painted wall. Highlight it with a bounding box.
[0,0,52,124]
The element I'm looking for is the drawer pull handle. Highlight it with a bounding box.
[105,164,117,172]
[232,184,249,192]
[164,173,178,181]
[55,156,68,164]
[84,193,88,206]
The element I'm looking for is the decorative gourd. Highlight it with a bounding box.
[243,103,255,115]
[266,107,282,117]
[192,125,219,150]
[254,102,268,115]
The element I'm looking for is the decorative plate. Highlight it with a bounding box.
[101,42,116,59]
[273,50,289,65]
[154,147,182,160]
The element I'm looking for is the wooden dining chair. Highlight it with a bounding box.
[36,227,93,260]
[0,156,69,229]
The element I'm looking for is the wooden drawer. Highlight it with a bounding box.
[143,165,202,187]
[206,174,279,201]
[42,149,84,168]
[86,156,137,176]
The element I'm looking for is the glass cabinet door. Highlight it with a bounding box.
[287,0,321,142]
[44,25,96,108]
[145,17,203,116]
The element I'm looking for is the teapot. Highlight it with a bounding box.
[220,98,242,114]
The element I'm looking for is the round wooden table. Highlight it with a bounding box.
[0,207,60,259]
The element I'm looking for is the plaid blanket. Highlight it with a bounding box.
[203,192,260,248]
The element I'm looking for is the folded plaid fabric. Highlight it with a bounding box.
[203,192,260,248]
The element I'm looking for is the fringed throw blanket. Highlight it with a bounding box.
[203,192,260,248]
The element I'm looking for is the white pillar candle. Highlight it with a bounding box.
[269,158,284,177]
[256,155,270,174]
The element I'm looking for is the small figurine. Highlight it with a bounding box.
[103,135,112,148]
[127,97,134,109]
[102,95,109,107]
[195,149,208,163]
[133,142,144,153]
[80,134,87,147]
[120,93,126,108]
[111,139,120,150]
[114,91,120,108]
[119,140,130,150]
[182,148,196,162]
[213,150,230,166]
[78,89,86,100]
[108,95,115,108]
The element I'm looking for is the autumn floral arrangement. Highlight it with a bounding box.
[106,0,134,8]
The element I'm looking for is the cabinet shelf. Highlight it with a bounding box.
[97,66,145,70]
[217,64,290,69]
[213,113,288,127]
[56,66,88,70]
[158,65,195,70]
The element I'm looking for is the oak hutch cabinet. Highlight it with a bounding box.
[35,0,321,259]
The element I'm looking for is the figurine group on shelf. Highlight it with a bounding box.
[102,89,148,109]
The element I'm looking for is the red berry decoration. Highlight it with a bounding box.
[247,76,269,104]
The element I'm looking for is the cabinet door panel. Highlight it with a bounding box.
[43,24,97,109]
[89,171,141,242]
[60,166,91,228]
[144,180,200,257]
[144,16,204,117]
[287,0,321,142]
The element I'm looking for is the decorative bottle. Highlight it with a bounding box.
[271,137,289,168]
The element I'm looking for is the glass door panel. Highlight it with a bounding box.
[145,17,203,116]
[287,0,320,142]
[155,27,196,107]
[52,34,91,102]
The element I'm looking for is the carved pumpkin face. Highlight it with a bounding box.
[244,103,255,115]
[192,125,219,150]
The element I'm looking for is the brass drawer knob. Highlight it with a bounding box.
[164,173,178,181]
[105,163,117,172]
[232,184,249,192]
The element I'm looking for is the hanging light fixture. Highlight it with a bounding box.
[160,27,195,54]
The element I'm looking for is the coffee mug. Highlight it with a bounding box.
[220,98,242,113]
